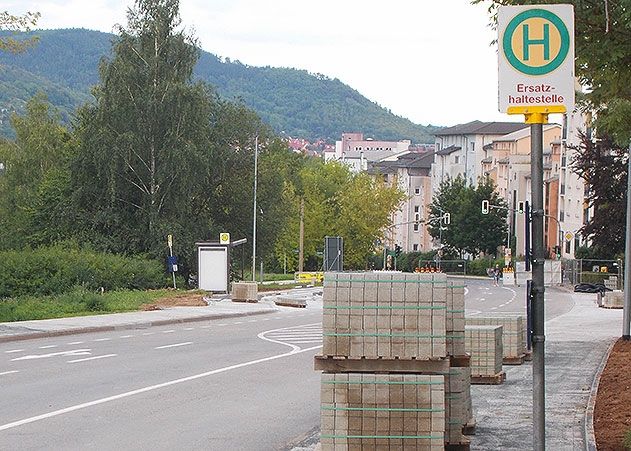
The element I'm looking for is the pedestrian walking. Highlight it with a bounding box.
[492,264,501,286]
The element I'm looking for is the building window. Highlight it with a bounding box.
[470,142,475,152]
[383,174,389,182]
[414,206,420,213]
[454,156,459,164]
[565,240,571,254]
[414,187,421,195]
[413,244,419,251]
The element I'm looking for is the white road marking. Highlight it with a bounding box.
[0,345,321,433]
[4,349,24,354]
[183,327,194,331]
[248,320,257,323]
[233,321,243,324]
[217,324,227,326]
[162,330,175,334]
[155,342,193,350]
[11,349,91,361]
[68,354,117,364]
[0,370,19,376]
[479,298,486,301]
[142,332,154,336]
[119,335,134,339]
[94,338,111,342]
[67,341,84,345]
[200,325,212,329]
[39,345,58,349]
[490,307,498,310]
[261,318,271,321]
[259,323,323,351]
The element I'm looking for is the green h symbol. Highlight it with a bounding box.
[522,23,550,61]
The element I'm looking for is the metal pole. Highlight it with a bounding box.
[623,139,631,339]
[252,136,258,281]
[530,122,546,451]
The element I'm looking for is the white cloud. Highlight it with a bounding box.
[12,0,515,127]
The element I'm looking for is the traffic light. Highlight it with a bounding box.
[443,212,451,225]
[518,201,525,214]
[481,200,490,214]
[395,244,402,258]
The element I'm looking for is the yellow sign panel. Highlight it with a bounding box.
[167,234,173,247]
[219,232,230,245]
[564,231,573,242]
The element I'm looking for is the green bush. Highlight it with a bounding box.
[0,246,166,298]
[624,427,631,450]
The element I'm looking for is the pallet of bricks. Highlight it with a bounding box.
[465,314,529,365]
[314,272,473,450]
[464,325,505,385]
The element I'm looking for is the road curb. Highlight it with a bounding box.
[583,338,616,451]
[0,309,276,344]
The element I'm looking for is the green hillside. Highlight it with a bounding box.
[0,28,439,142]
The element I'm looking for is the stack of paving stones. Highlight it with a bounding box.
[464,325,505,384]
[230,281,258,303]
[316,272,472,450]
[465,314,528,364]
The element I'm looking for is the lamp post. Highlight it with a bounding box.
[251,135,259,282]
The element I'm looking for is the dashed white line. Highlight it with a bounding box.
[248,320,257,323]
[233,322,243,325]
[142,332,154,336]
[155,342,192,350]
[217,324,227,326]
[490,307,498,310]
[200,325,212,329]
[119,335,134,339]
[261,318,271,321]
[39,345,58,349]
[94,338,111,342]
[162,330,175,334]
[68,354,117,364]
[0,370,19,376]
[67,341,84,345]
[183,327,194,331]
[4,349,24,354]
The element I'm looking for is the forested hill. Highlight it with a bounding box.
[0,28,440,142]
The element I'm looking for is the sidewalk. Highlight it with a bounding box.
[0,298,278,343]
[470,289,621,450]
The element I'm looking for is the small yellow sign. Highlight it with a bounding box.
[220,232,230,245]
[564,231,573,242]
[167,234,173,248]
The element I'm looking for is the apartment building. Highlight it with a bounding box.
[324,132,412,172]
[432,120,528,192]
[368,152,435,252]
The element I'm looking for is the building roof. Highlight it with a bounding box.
[497,157,510,164]
[481,157,493,164]
[437,145,461,156]
[493,123,561,142]
[368,152,435,173]
[435,120,527,137]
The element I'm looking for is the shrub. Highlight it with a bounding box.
[466,257,505,276]
[0,246,166,298]
[623,427,631,450]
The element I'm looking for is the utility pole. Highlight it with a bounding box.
[251,135,258,281]
[299,198,305,273]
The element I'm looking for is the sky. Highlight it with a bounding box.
[8,0,516,127]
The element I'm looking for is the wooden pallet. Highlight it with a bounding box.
[314,354,451,373]
[471,371,506,385]
[462,419,476,436]
[503,353,527,365]
[274,300,306,308]
[446,439,471,450]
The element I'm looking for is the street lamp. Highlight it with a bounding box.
[252,135,258,282]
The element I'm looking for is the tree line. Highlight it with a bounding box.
[0,0,404,280]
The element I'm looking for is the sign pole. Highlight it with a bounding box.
[623,138,631,340]
[530,119,546,451]
[167,235,176,290]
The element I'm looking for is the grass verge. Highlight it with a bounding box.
[0,288,187,322]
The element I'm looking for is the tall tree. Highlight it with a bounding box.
[473,0,631,145]
[429,176,507,257]
[275,160,404,270]
[72,0,212,260]
[571,132,627,256]
[0,95,73,249]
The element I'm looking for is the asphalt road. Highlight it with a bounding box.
[0,280,575,450]
[0,303,324,451]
